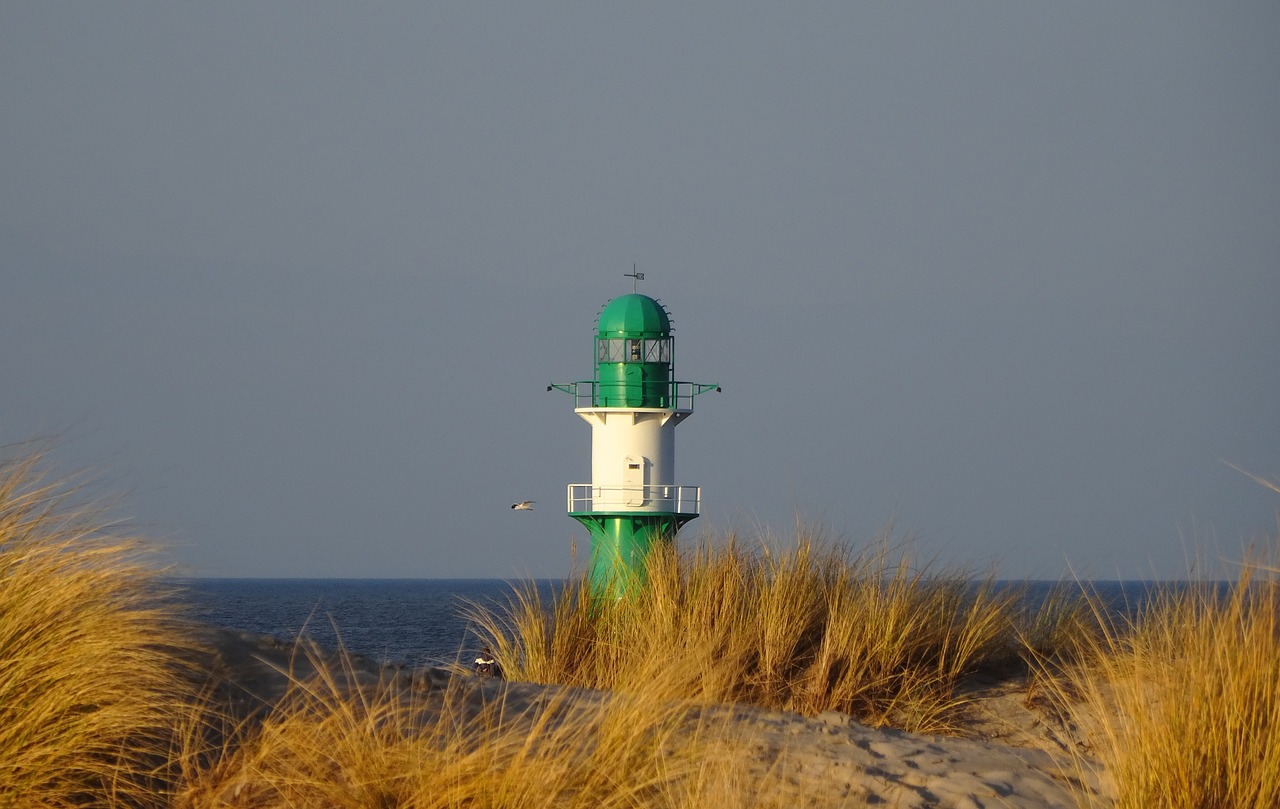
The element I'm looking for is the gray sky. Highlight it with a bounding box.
[3,3,1277,579]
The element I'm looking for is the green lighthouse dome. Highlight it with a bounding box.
[595,294,671,338]
[593,294,674,408]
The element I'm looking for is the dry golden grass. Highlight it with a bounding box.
[19,434,1280,808]
[0,447,810,808]
[1014,580,1109,708]
[469,526,1022,733]
[1038,545,1280,808]
[172,641,764,809]
[0,449,206,808]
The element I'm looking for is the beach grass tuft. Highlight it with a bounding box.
[1038,543,1280,808]
[0,448,205,808]
[172,638,761,808]
[469,525,1022,733]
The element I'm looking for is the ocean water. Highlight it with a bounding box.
[179,579,557,668]
[177,578,1193,670]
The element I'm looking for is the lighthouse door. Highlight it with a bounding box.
[624,456,646,506]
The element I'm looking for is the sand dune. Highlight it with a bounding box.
[200,627,1105,808]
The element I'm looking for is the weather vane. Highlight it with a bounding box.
[624,264,644,293]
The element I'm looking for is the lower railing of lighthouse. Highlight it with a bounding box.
[566,484,700,516]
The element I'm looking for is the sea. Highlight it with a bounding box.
[179,579,559,669]
[176,578,1198,670]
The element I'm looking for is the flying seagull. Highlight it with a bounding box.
[511,500,535,511]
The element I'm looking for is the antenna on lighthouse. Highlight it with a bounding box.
[624,265,644,293]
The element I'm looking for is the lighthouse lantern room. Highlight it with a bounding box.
[550,287,718,595]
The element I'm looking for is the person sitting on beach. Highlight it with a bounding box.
[474,646,502,679]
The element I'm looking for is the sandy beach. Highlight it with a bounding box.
[201,626,1106,808]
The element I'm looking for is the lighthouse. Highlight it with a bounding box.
[550,281,718,595]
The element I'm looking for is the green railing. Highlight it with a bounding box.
[548,381,720,410]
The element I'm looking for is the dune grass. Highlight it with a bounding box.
[468,526,1022,733]
[1041,546,1280,809]
[10,437,1279,807]
[172,641,763,809]
[0,449,205,808]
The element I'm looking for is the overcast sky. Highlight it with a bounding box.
[3,3,1277,579]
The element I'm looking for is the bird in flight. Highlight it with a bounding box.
[511,500,535,511]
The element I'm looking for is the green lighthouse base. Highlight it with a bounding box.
[570,512,695,597]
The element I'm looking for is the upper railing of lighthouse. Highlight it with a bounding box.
[548,380,719,411]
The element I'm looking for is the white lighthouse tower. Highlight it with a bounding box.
[550,279,718,594]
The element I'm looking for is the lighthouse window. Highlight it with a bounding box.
[599,339,627,362]
[597,338,671,363]
[644,339,671,363]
